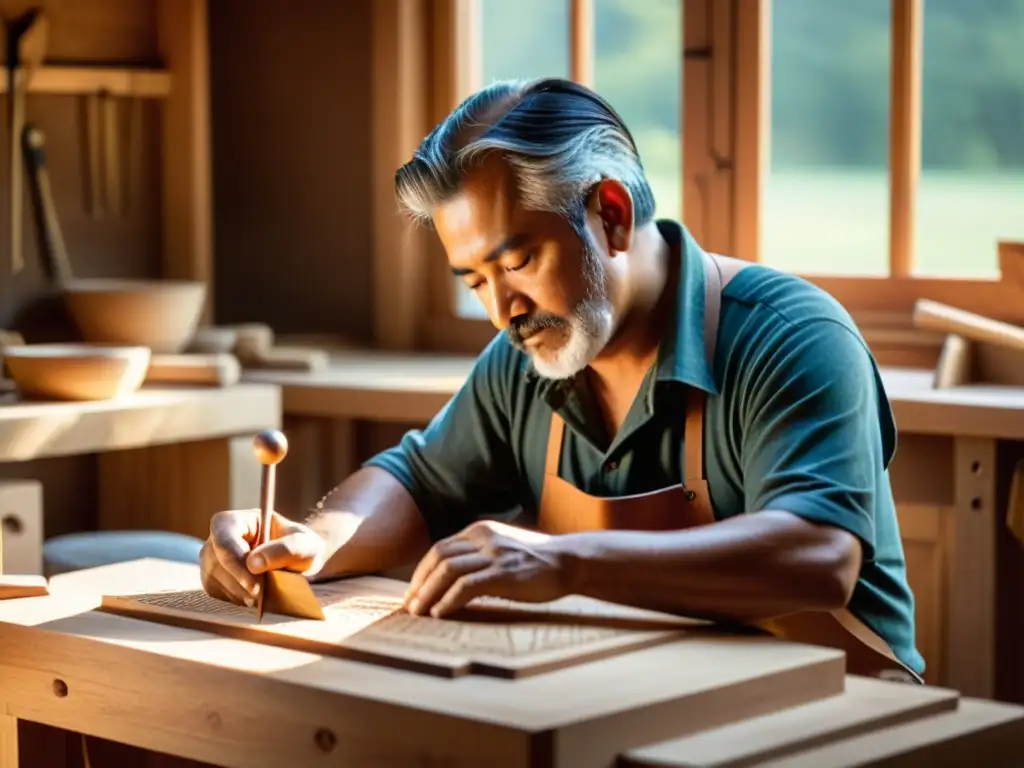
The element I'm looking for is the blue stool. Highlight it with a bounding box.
[43,530,204,578]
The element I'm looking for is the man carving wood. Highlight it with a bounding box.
[199,78,925,682]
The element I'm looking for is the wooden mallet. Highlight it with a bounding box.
[250,429,325,622]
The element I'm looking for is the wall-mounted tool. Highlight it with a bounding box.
[81,91,103,219]
[22,123,72,287]
[81,88,132,219]
[4,8,48,274]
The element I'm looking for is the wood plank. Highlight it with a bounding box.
[0,560,846,768]
[0,714,17,768]
[100,574,736,680]
[756,697,1024,768]
[243,352,1024,441]
[621,675,960,767]
[0,384,280,462]
[947,437,997,697]
[242,351,473,422]
[806,275,1024,326]
[0,65,171,96]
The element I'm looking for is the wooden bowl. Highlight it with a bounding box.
[62,279,207,353]
[3,344,152,401]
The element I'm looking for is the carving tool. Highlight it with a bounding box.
[252,429,289,622]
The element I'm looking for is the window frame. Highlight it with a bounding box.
[417,0,1024,356]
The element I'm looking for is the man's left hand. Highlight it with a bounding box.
[403,520,571,618]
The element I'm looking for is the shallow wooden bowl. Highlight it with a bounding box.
[3,344,152,401]
[62,279,207,353]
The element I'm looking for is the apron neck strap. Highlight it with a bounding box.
[544,247,741,482]
[682,249,725,482]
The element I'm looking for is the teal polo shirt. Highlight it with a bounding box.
[366,219,924,675]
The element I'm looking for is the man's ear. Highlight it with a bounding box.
[588,180,634,253]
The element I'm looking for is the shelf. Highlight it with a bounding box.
[0,383,280,463]
[0,65,171,98]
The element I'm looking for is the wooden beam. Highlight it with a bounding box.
[432,0,481,118]
[425,0,481,324]
[731,0,769,261]
[158,0,214,324]
[889,0,924,277]
[0,66,171,97]
[570,0,595,87]
[807,275,1024,324]
[682,0,737,256]
[372,0,430,350]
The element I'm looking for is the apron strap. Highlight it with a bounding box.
[546,247,749,485]
[545,411,566,476]
[684,250,749,482]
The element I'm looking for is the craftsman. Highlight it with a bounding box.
[200,78,925,681]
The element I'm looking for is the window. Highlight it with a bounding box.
[915,0,1024,278]
[454,0,682,321]
[763,0,892,277]
[765,0,1024,280]
[428,0,1024,353]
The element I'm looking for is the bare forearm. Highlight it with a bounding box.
[305,467,432,579]
[557,510,861,622]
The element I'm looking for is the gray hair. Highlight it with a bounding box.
[394,78,657,231]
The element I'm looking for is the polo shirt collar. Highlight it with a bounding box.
[652,219,719,395]
[526,219,720,405]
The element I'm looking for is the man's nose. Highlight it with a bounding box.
[488,282,529,329]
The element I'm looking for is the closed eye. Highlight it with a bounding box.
[468,251,535,290]
[506,251,534,272]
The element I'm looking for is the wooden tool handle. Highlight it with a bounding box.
[82,93,105,218]
[251,429,288,622]
[23,125,74,286]
[9,70,26,273]
[102,92,122,216]
[912,299,1024,352]
[145,353,241,387]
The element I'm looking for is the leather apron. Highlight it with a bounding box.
[536,249,922,683]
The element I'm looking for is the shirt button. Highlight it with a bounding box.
[604,460,618,472]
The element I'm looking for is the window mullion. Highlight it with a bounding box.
[570,0,595,86]
[889,0,923,278]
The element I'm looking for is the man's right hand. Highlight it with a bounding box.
[199,509,326,606]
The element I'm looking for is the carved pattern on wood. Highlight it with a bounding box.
[101,576,701,678]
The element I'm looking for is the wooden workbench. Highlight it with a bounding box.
[0,383,281,562]
[1,558,1022,768]
[243,352,1024,702]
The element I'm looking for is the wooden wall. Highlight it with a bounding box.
[208,0,375,342]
